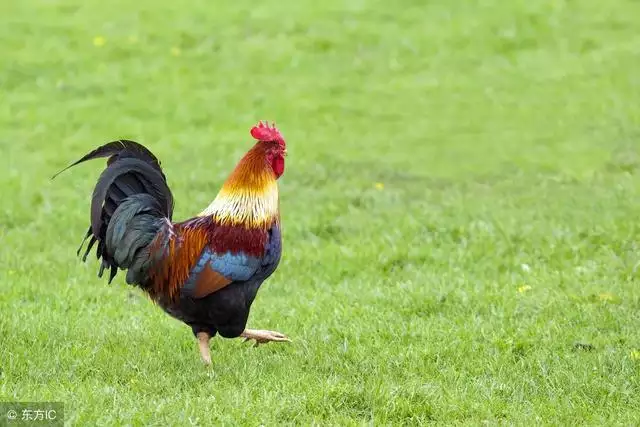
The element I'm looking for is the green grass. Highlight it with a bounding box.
[1,0,640,424]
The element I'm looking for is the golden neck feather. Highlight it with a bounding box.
[198,148,279,228]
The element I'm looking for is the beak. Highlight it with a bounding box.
[283,148,288,157]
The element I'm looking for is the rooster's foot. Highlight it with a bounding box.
[240,329,291,347]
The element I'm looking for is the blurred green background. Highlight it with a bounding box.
[1,0,639,424]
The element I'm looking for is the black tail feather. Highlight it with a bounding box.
[76,227,92,256]
[52,139,165,180]
[82,237,97,262]
[60,139,173,286]
[98,260,106,278]
[90,158,172,237]
[108,265,118,284]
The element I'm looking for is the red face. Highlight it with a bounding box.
[250,121,286,179]
[265,142,287,179]
[272,154,285,178]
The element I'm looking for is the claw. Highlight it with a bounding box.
[240,329,291,347]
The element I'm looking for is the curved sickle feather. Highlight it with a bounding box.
[51,139,164,180]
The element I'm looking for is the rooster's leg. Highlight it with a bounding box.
[240,329,291,347]
[197,332,212,364]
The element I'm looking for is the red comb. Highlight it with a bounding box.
[250,121,284,144]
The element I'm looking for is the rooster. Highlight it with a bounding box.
[54,122,290,364]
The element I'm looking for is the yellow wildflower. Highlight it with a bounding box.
[630,350,640,360]
[517,285,531,293]
[374,182,384,190]
[598,293,615,302]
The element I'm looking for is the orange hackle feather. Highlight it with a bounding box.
[199,142,280,230]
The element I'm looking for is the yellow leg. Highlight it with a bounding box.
[197,332,212,364]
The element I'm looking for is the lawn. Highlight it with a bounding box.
[1,0,640,424]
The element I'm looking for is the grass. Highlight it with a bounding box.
[1,0,640,424]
